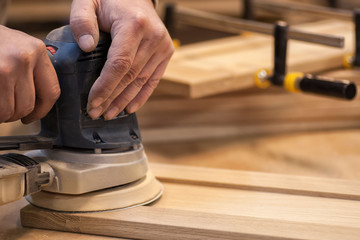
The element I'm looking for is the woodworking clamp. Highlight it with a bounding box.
[162,5,356,100]
[255,21,356,100]
[241,1,360,71]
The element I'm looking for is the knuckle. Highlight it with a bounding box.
[133,75,149,88]
[69,16,84,26]
[124,67,138,82]
[32,38,46,51]
[132,13,147,31]
[69,16,92,31]
[16,38,44,65]
[29,38,46,58]
[152,27,167,42]
[16,50,34,66]
[109,56,132,76]
[147,77,161,89]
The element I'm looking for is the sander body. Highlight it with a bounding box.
[0,26,162,212]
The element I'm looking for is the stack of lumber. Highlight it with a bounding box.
[138,19,360,145]
[158,20,354,98]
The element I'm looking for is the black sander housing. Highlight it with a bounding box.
[42,25,141,151]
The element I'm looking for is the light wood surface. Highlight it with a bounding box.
[151,163,360,200]
[140,86,360,142]
[159,20,354,98]
[140,68,360,144]
[21,163,360,240]
[2,120,360,239]
[7,0,71,23]
[0,198,120,240]
[0,19,359,239]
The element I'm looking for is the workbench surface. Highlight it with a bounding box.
[1,127,360,239]
[0,198,121,240]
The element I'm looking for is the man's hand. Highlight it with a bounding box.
[0,26,60,124]
[70,0,174,120]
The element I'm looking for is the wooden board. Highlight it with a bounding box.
[7,0,71,23]
[159,20,355,98]
[141,68,360,143]
[21,163,360,240]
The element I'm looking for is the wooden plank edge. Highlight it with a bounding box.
[20,204,360,240]
[141,121,360,143]
[156,79,191,98]
[149,163,360,201]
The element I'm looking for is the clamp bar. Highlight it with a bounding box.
[258,21,357,100]
[256,0,352,21]
[354,9,360,66]
[272,21,288,86]
[242,0,254,20]
[174,6,344,48]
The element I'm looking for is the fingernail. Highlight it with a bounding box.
[126,103,139,113]
[79,34,95,51]
[88,106,103,119]
[104,107,119,120]
[90,97,103,109]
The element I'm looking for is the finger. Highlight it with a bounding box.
[125,58,170,114]
[90,38,162,119]
[70,0,99,52]
[87,24,142,117]
[102,57,170,120]
[0,74,15,123]
[102,52,163,120]
[22,50,60,124]
[7,68,35,122]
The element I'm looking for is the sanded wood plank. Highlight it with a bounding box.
[21,163,360,239]
[150,163,360,200]
[154,182,360,228]
[159,20,354,98]
[21,204,360,240]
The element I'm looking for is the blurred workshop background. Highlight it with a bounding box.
[1,0,360,180]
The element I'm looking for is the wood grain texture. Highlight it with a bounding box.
[159,20,354,98]
[21,163,360,240]
[7,0,71,23]
[140,68,360,143]
[0,198,120,240]
[20,205,360,240]
[150,163,360,200]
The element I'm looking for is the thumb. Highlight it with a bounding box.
[70,0,99,52]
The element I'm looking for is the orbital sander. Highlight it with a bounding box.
[0,25,163,212]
